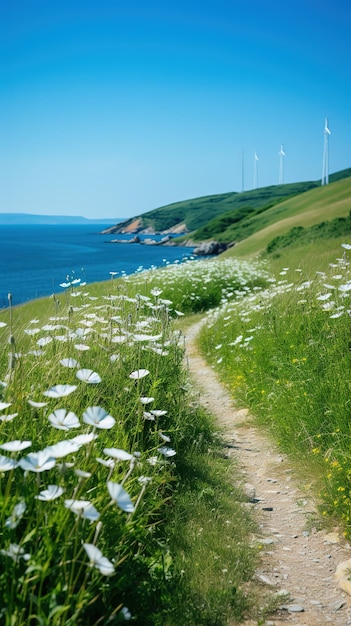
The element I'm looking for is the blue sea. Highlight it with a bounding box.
[0,224,194,308]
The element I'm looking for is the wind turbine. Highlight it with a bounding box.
[254,151,259,189]
[278,144,286,184]
[322,118,331,185]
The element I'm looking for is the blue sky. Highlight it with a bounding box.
[0,0,350,219]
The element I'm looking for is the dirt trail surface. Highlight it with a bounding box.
[184,320,351,626]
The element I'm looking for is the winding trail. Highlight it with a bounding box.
[184,320,351,626]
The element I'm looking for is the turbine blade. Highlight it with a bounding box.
[324,118,331,134]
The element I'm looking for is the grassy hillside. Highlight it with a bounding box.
[222,175,351,258]
[109,180,336,235]
[198,235,351,544]
[141,191,238,231]
[190,168,351,243]
[142,181,328,230]
[141,180,325,232]
[266,212,351,254]
[188,181,319,242]
[105,168,351,237]
[140,167,351,234]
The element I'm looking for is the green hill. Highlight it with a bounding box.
[102,191,240,234]
[190,168,351,244]
[222,174,351,258]
[141,179,325,233]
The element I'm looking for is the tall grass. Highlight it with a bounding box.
[0,285,190,624]
[0,256,271,625]
[198,241,351,538]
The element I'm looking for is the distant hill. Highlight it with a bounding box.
[103,168,351,237]
[0,213,125,225]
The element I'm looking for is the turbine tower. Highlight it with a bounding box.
[278,144,286,184]
[322,118,331,185]
[241,150,245,192]
[254,151,259,189]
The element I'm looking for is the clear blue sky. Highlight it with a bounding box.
[0,0,350,219]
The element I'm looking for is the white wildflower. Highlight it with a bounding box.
[103,448,133,461]
[35,485,64,501]
[69,433,98,445]
[28,400,49,408]
[76,369,102,384]
[5,500,26,529]
[60,358,80,368]
[139,396,154,405]
[1,544,30,562]
[0,440,31,452]
[83,406,115,429]
[0,413,18,422]
[107,481,135,513]
[43,384,77,398]
[83,543,114,576]
[158,446,176,458]
[19,451,56,473]
[0,455,18,471]
[0,402,12,410]
[64,499,100,521]
[129,369,149,380]
[48,409,80,430]
[44,440,81,459]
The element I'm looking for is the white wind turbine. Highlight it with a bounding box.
[322,118,331,185]
[278,144,286,184]
[254,151,259,189]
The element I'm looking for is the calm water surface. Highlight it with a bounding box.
[0,224,194,307]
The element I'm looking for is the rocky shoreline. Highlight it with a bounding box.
[101,219,232,255]
[105,235,230,256]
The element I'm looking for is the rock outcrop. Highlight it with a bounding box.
[100,218,189,236]
[193,241,228,255]
[109,235,141,244]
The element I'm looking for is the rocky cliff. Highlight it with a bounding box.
[100,217,188,236]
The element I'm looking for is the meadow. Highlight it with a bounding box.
[3,216,351,623]
[0,258,272,626]
[199,237,351,537]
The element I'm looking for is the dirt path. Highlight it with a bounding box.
[184,320,351,626]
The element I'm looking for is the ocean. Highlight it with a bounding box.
[0,224,194,308]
